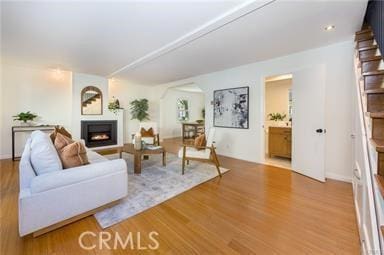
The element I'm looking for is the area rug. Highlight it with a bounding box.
[94,153,229,228]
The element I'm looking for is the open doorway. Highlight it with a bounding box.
[159,83,205,144]
[264,74,292,170]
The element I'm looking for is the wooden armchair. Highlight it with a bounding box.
[178,128,222,177]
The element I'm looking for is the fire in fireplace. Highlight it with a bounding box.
[91,133,110,141]
[81,120,117,147]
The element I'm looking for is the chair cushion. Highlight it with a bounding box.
[30,130,63,175]
[140,127,154,137]
[178,147,210,159]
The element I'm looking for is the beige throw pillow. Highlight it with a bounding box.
[50,126,72,143]
[54,133,89,169]
[194,134,206,150]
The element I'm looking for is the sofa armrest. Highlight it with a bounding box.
[30,159,127,194]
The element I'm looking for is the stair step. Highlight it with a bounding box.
[367,112,384,118]
[356,36,374,42]
[359,45,378,52]
[356,28,372,35]
[362,59,383,73]
[365,88,384,113]
[375,174,384,197]
[379,153,384,177]
[363,70,384,76]
[371,138,384,153]
[361,56,383,63]
[365,88,384,94]
[364,74,384,90]
[357,39,374,49]
[372,118,384,140]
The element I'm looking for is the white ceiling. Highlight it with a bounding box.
[1,0,367,85]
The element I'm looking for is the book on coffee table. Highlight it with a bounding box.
[144,145,163,150]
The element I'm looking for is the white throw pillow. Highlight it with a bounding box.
[30,130,63,175]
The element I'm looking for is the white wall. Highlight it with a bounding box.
[154,40,354,181]
[108,78,158,143]
[0,64,72,158]
[160,89,205,138]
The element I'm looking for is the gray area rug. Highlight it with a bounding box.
[94,153,229,228]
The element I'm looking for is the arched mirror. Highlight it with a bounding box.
[81,86,103,115]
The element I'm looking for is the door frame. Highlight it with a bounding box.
[259,67,326,182]
[261,73,293,170]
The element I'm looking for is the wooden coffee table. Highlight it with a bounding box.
[119,143,166,174]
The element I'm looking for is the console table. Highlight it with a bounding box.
[12,125,56,161]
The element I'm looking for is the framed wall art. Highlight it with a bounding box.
[213,86,249,129]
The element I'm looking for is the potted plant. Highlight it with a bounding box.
[268,112,286,126]
[13,111,38,125]
[108,97,123,114]
[130,99,149,122]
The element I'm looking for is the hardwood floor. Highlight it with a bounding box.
[1,138,360,254]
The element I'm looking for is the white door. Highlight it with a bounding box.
[291,65,326,182]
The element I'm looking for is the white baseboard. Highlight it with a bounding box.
[0,154,12,160]
[326,172,352,183]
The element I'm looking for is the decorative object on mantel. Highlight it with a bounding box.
[108,96,123,114]
[13,111,38,125]
[130,99,149,122]
[213,86,249,129]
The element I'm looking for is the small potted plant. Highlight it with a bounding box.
[13,111,38,125]
[108,97,123,114]
[268,112,286,126]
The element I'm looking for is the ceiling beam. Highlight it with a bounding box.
[108,0,276,78]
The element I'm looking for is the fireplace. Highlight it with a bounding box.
[81,120,117,147]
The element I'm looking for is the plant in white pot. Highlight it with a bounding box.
[13,111,38,125]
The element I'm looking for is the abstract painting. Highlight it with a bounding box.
[213,86,249,129]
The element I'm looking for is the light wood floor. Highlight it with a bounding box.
[1,138,360,254]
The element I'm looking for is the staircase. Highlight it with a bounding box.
[353,26,384,254]
[82,93,101,107]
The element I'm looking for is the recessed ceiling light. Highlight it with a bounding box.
[325,25,335,31]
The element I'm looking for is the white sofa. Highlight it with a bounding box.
[19,132,128,236]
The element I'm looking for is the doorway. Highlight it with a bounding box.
[159,84,205,142]
[264,74,293,170]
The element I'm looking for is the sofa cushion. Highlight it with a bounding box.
[50,126,72,143]
[53,133,90,169]
[87,149,108,164]
[54,132,74,151]
[30,130,63,175]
